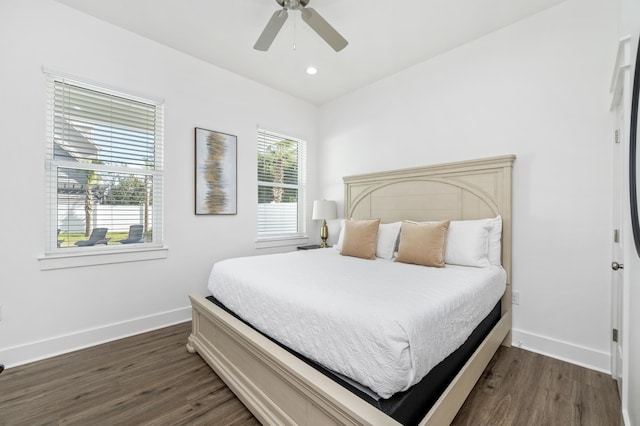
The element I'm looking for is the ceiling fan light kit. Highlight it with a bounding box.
[254,0,348,52]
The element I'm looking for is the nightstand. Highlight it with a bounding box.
[297,244,322,250]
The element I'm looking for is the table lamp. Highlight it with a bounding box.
[312,200,337,248]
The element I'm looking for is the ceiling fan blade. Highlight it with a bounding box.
[300,7,348,52]
[254,9,288,51]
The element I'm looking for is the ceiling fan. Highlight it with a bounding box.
[254,0,348,52]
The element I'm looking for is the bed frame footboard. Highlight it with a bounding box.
[188,293,510,426]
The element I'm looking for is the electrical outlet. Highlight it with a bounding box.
[512,291,520,305]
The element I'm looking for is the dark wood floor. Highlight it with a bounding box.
[0,321,620,426]
[452,345,621,426]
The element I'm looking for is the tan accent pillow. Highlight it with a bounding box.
[396,220,450,267]
[340,218,381,260]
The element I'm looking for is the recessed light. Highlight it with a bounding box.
[306,67,318,75]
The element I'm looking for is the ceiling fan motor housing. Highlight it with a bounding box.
[277,0,310,10]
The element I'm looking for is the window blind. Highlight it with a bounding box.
[45,74,164,252]
[257,129,306,238]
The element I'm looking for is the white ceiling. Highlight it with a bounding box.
[55,0,566,105]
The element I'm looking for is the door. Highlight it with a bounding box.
[612,118,624,395]
[610,36,632,394]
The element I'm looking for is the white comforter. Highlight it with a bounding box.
[208,249,506,399]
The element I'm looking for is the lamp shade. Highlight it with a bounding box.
[312,200,337,220]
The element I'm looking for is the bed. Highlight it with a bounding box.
[187,155,515,425]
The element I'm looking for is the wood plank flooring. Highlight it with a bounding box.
[451,346,621,426]
[0,322,620,426]
[0,322,258,426]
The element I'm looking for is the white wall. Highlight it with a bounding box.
[318,0,617,372]
[0,0,318,366]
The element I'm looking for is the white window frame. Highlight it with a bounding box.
[40,72,166,269]
[256,128,308,248]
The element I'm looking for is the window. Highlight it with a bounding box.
[45,74,163,253]
[257,129,306,240]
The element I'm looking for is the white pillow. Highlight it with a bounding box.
[333,219,346,250]
[488,215,502,265]
[376,222,402,259]
[444,218,493,267]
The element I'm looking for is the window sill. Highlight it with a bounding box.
[255,235,309,250]
[38,245,169,270]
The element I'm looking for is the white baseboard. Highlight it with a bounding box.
[512,328,611,374]
[0,306,192,369]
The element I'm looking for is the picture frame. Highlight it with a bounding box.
[195,127,237,215]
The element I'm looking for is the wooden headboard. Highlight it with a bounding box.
[343,155,515,323]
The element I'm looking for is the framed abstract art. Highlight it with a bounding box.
[195,127,237,215]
